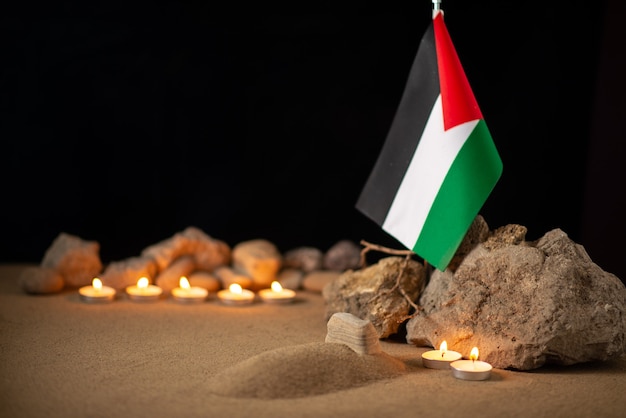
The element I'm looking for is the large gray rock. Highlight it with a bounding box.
[323,256,426,338]
[406,227,626,370]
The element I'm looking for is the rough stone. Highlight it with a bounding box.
[18,266,65,294]
[231,239,282,290]
[447,214,491,272]
[406,227,626,370]
[483,223,528,251]
[41,232,102,287]
[141,226,230,272]
[282,246,324,273]
[323,256,426,338]
[99,256,158,290]
[154,255,197,294]
[302,270,341,293]
[187,271,221,292]
[325,312,382,354]
[276,268,304,290]
[214,266,253,289]
[323,240,361,271]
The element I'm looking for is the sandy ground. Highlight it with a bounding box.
[1,263,625,418]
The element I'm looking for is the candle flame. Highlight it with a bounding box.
[137,277,149,289]
[229,283,243,294]
[271,281,283,292]
[439,340,448,355]
[470,347,479,361]
[179,276,190,289]
[92,278,103,291]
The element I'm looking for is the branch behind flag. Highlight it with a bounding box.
[355,11,503,271]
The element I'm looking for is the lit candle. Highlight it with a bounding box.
[450,347,493,381]
[171,276,208,303]
[258,281,296,304]
[217,283,255,305]
[421,340,462,369]
[126,277,163,302]
[79,277,116,303]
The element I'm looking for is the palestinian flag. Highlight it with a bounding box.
[356,10,503,271]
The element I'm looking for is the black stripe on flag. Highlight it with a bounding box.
[356,22,440,226]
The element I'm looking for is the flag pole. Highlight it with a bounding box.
[432,0,442,17]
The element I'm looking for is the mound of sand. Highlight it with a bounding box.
[206,342,407,399]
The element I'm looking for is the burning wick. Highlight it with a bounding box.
[470,347,479,369]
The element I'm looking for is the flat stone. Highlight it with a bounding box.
[325,312,381,354]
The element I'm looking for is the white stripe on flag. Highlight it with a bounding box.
[382,95,479,248]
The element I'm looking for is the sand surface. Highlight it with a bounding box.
[1,263,625,418]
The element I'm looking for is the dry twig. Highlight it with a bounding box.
[359,240,423,318]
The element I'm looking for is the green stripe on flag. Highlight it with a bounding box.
[413,119,502,270]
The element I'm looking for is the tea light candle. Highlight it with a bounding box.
[258,281,296,304]
[126,277,163,302]
[171,276,208,303]
[217,283,255,305]
[79,277,116,303]
[421,341,462,369]
[450,347,493,381]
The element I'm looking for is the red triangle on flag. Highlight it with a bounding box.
[433,12,483,131]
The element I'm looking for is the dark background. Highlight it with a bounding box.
[2,1,625,283]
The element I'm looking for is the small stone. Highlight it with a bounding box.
[231,239,282,290]
[276,268,304,290]
[214,266,253,289]
[325,312,381,355]
[99,256,158,290]
[187,271,221,292]
[18,266,65,294]
[154,255,197,294]
[180,227,231,271]
[323,240,361,271]
[41,232,102,287]
[282,247,324,272]
[302,270,341,293]
[141,226,230,272]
